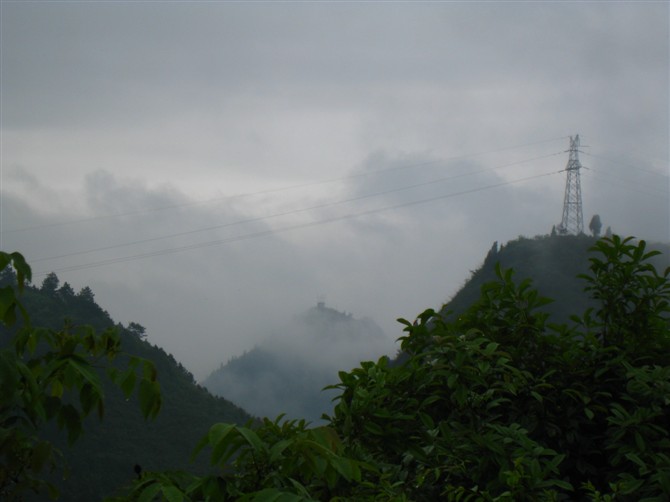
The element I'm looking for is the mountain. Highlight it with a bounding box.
[439,233,670,324]
[0,272,252,501]
[203,303,393,423]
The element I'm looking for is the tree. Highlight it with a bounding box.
[589,214,602,237]
[127,322,147,339]
[77,286,95,302]
[0,252,162,500]
[113,236,670,501]
[483,241,499,265]
[58,281,75,298]
[41,272,60,295]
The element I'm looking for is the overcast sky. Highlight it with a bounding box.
[1,1,668,379]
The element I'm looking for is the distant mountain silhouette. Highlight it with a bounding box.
[204,303,393,423]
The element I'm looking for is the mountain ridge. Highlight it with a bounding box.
[204,302,393,423]
[0,270,253,501]
[439,234,670,325]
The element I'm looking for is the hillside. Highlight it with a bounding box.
[439,234,670,325]
[0,272,252,501]
[76,234,670,500]
[204,303,393,422]
[5,234,668,499]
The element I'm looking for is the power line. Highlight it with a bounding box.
[31,151,563,264]
[581,151,669,179]
[33,168,563,277]
[581,169,669,199]
[4,135,568,234]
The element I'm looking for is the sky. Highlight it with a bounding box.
[1,1,668,380]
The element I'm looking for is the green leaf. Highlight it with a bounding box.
[551,479,573,491]
[30,440,53,472]
[137,482,162,502]
[625,452,648,472]
[447,373,459,388]
[67,358,103,397]
[0,286,18,325]
[363,421,383,436]
[79,382,100,416]
[120,368,137,398]
[237,426,266,454]
[634,431,646,452]
[482,342,499,356]
[208,423,237,465]
[269,439,292,462]
[59,404,83,444]
[9,251,32,289]
[331,457,361,482]
[0,349,20,394]
[161,485,184,502]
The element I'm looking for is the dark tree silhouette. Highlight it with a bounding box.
[41,272,60,295]
[589,214,602,237]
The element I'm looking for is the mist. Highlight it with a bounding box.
[1,2,668,381]
[203,303,394,421]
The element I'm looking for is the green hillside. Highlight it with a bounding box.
[0,271,252,501]
[440,234,670,325]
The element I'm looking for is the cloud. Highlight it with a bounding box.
[1,2,667,381]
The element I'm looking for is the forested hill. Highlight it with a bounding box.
[0,271,252,502]
[439,234,670,325]
[204,303,393,423]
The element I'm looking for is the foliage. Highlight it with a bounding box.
[114,416,371,502]
[0,252,162,500]
[440,233,601,326]
[127,322,147,339]
[110,235,670,501]
[4,235,670,501]
[2,271,252,501]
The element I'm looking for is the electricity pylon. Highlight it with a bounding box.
[557,135,584,235]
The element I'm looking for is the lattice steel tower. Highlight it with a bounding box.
[557,135,584,235]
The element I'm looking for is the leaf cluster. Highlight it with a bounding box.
[326,236,670,500]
